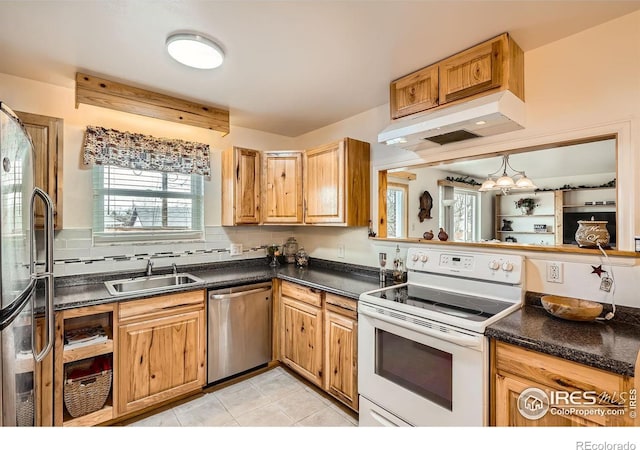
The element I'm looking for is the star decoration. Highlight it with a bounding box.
[591,265,607,278]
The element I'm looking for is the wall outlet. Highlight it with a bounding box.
[229,243,243,256]
[546,262,563,283]
[337,243,345,259]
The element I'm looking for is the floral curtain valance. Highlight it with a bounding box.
[83,126,211,176]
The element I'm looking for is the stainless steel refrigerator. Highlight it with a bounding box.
[0,102,54,426]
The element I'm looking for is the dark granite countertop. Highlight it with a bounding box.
[53,260,640,378]
[52,258,384,311]
[486,293,640,377]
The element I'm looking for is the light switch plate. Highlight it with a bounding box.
[230,243,243,256]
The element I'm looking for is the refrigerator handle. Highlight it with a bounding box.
[30,187,54,363]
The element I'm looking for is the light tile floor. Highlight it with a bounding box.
[125,366,358,427]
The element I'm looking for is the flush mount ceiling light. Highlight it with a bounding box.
[478,154,537,195]
[166,32,224,69]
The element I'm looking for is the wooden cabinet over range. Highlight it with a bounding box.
[389,33,524,120]
[222,137,370,227]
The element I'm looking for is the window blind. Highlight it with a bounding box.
[93,165,204,244]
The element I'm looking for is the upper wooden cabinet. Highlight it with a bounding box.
[390,64,439,119]
[222,147,261,225]
[262,151,303,224]
[390,33,524,119]
[16,111,64,229]
[303,138,370,226]
[222,138,371,227]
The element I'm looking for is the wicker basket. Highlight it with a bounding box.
[16,390,34,426]
[64,369,112,418]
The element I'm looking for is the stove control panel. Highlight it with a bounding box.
[439,254,474,270]
[406,248,523,285]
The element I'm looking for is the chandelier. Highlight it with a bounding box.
[478,154,537,194]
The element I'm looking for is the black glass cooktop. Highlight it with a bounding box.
[367,284,515,322]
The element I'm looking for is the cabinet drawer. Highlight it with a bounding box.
[118,290,205,323]
[325,293,357,320]
[494,341,629,396]
[281,281,323,307]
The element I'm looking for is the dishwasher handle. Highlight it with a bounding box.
[209,286,271,300]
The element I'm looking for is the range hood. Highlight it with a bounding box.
[378,90,525,152]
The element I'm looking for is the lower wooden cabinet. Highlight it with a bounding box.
[281,295,323,387]
[116,290,206,416]
[324,294,358,411]
[491,340,637,427]
[278,280,358,411]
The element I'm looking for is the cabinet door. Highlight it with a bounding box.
[234,148,261,224]
[15,111,63,229]
[495,374,606,427]
[439,35,504,104]
[222,147,260,225]
[324,309,358,411]
[281,296,323,387]
[390,64,439,119]
[117,309,206,415]
[262,151,303,223]
[304,141,344,224]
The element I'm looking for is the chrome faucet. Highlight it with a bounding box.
[172,263,178,275]
[146,259,153,276]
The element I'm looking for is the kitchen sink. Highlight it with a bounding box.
[104,272,205,296]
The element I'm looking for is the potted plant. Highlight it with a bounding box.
[515,198,538,215]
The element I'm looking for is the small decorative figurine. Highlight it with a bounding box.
[438,228,449,241]
[423,230,434,240]
[418,191,433,222]
[501,219,513,231]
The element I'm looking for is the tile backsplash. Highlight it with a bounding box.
[48,226,296,276]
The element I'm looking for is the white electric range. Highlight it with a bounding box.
[358,247,524,427]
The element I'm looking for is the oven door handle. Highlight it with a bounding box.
[359,305,482,350]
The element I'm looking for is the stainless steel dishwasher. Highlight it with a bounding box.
[207,282,272,384]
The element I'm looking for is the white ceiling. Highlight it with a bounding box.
[1,1,639,137]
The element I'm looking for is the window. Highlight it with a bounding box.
[387,183,408,238]
[451,188,480,242]
[93,165,204,243]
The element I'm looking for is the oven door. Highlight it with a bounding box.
[358,302,487,426]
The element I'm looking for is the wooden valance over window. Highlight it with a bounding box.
[83,126,210,176]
